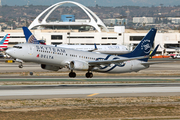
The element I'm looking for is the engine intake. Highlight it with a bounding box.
[41,64,60,71]
[69,60,89,71]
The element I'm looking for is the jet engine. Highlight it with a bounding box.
[41,64,60,71]
[69,60,89,71]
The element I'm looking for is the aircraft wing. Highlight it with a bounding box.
[141,61,172,65]
[89,56,149,66]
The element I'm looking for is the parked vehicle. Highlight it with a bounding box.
[170,54,180,59]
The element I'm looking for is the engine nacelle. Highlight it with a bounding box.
[41,64,60,71]
[69,60,89,71]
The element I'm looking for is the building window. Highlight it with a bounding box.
[51,35,63,40]
[8,42,19,45]
[51,42,62,45]
[108,37,117,39]
[102,37,107,39]
[164,44,180,48]
[10,36,25,38]
[67,36,94,38]
[0,36,25,38]
[130,36,144,41]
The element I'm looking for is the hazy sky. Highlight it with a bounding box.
[1,0,180,7]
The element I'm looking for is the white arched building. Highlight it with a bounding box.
[29,1,108,32]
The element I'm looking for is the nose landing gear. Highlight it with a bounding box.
[18,63,23,68]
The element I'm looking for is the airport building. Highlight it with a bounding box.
[133,17,156,24]
[103,18,128,26]
[0,1,180,55]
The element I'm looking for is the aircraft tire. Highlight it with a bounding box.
[86,72,93,78]
[89,73,93,78]
[86,73,90,78]
[19,65,23,68]
[69,72,76,78]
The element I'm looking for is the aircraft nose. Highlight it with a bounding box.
[5,48,13,55]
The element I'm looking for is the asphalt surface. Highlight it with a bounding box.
[0,58,180,100]
[1,83,180,100]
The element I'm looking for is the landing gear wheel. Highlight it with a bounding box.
[19,64,23,68]
[89,73,93,78]
[86,72,93,78]
[69,71,76,78]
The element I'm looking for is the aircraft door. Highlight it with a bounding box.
[130,61,133,70]
[28,46,34,55]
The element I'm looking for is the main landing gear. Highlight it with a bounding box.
[86,71,93,78]
[69,70,76,78]
[68,70,93,78]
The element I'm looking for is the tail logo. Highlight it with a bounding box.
[141,40,151,54]
[28,35,37,44]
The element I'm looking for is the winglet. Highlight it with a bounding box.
[88,43,98,52]
[94,43,98,50]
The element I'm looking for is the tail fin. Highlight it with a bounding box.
[120,28,157,61]
[22,26,39,44]
[0,34,10,50]
[22,27,46,45]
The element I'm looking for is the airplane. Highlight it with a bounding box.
[6,28,161,78]
[0,34,10,51]
[22,27,130,55]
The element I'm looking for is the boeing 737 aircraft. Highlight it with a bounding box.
[6,28,160,78]
[0,34,10,51]
[22,27,129,55]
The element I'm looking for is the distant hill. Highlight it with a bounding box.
[2,0,180,7]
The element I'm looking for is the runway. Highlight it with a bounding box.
[0,59,180,100]
[1,83,180,100]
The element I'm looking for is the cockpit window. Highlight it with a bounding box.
[13,46,22,49]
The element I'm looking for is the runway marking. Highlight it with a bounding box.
[88,93,99,97]
[74,79,86,81]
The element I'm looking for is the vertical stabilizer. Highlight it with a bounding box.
[120,28,157,61]
[22,27,38,44]
[22,27,46,45]
[0,34,10,50]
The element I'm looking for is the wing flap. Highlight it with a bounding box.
[141,61,172,65]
